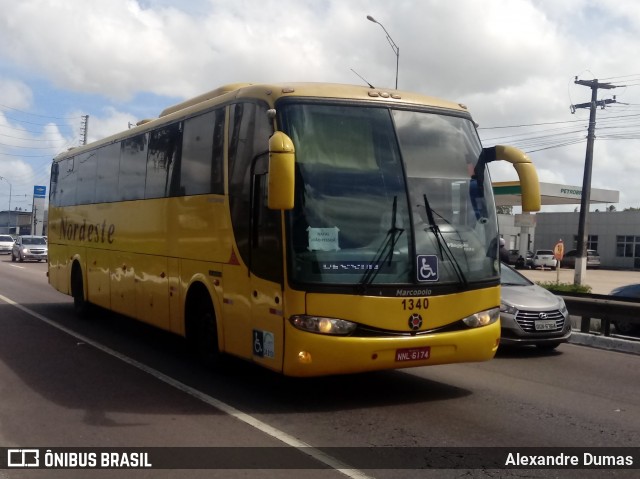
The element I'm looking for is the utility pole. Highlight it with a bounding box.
[570,77,617,285]
[80,115,89,145]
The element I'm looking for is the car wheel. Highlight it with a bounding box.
[11,252,15,262]
[18,253,24,263]
[613,320,638,335]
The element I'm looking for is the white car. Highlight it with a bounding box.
[0,234,15,254]
[531,249,557,270]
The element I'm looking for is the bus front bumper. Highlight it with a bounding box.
[282,320,500,377]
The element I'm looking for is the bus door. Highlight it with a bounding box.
[220,155,284,370]
[247,154,285,371]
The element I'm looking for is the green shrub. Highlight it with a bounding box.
[535,281,592,294]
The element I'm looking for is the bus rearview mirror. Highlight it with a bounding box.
[268,131,296,210]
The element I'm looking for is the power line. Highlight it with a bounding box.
[0,142,62,150]
[1,113,76,128]
[0,132,68,142]
[0,103,82,120]
[478,118,587,130]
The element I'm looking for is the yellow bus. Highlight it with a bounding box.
[48,82,540,377]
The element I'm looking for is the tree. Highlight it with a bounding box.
[496,205,513,215]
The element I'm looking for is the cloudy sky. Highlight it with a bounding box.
[1,0,639,214]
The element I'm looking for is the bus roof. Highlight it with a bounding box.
[54,82,471,161]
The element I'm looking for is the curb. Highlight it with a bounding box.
[568,330,640,355]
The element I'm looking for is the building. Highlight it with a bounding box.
[0,210,36,236]
[493,181,634,269]
[533,211,640,269]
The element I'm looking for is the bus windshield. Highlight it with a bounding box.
[280,102,498,289]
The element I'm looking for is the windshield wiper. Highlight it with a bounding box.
[358,196,404,292]
[422,193,468,287]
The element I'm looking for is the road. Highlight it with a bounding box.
[0,257,638,478]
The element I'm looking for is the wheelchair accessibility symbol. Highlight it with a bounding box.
[416,255,439,282]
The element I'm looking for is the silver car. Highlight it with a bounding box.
[500,263,571,350]
[560,249,601,269]
[11,235,48,262]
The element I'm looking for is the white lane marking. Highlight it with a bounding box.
[8,264,25,269]
[0,293,373,479]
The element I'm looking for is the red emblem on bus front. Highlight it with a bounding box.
[408,313,423,331]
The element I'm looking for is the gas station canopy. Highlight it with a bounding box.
[493,181,619,207]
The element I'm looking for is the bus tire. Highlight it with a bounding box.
[187,289,222,369]
[71,262,91,318]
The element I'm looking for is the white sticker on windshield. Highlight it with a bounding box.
[307,227,340,251]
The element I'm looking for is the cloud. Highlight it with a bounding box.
[0,0,639,209]
[0,78,33,110]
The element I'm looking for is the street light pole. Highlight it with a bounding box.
[0,176,11,234]
[366,15,399,89]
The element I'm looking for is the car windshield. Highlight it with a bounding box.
[0,235,13,242]
[22,237,47,245]
[500,263,532,286]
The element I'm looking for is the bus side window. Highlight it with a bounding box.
[76,151,97,204]
[50,162,59,206]
[95,142,121,203]
[147,122,182,199]
[179,109,224,196]
[58,157,77,207]
[119,133,148,201]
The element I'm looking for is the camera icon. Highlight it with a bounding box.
[7,449,40,467]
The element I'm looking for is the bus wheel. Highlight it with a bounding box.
[71,264,91,318]
[188,293,222,369]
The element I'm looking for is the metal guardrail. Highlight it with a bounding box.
[558,292,640,336]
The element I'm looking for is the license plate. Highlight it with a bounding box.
[395,346,430,362]
[535,320,556,331]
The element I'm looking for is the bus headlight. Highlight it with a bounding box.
[290,315,357,335]
[462,307,500,328]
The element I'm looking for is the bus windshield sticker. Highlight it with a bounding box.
[416,255,439,282]
[253,330,275,359]
[307,226,340,251]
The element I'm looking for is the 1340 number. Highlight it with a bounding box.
[401,298,429,310]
